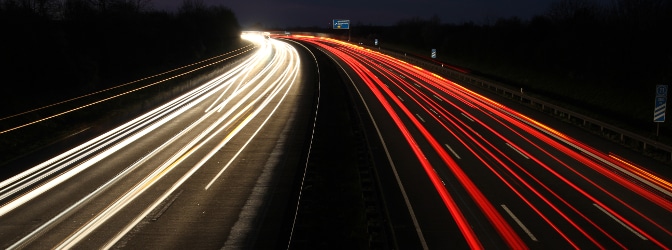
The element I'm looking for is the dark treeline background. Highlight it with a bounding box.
[342,0,672,135]
[0,0,241,116]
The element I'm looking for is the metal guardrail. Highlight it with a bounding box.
[375,47,672,162]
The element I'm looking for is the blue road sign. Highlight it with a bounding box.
[431,49,437,59]
[333,19,350,29]
[654,85,668,122]
[375,39,378,46]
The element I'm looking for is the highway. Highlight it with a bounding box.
[289,36,672,249]
[2,32,672,250]
[0,32,315,249]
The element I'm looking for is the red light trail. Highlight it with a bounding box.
[288,35,672,249]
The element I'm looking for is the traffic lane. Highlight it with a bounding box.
[70,39,302,249]
[354,45,564,248]
[353,55,528,248]
[331,39,540,248]
[468,73,672,247]
[473,103,672,247]
[90,101,301,249]
[356,50,668,248]
[392,67,668,248]
[378,68,573,248]
[402,65,672,247]
[356,37,672,248]
[110,42,312,249]
[336,40,536,249]
[419,79,672,247]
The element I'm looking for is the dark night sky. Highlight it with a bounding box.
[152,0,608,28]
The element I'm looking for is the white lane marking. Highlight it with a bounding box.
[460,113,474,122]
[397,95,404,102]
[416,113,426,123]
[444,144,461,160]
[593,203,648,240]
[501,204,538,241]
[433,94,442,101]
[506,143,530,160]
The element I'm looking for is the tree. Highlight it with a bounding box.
[178,0,205,14]
[612,0,668,30]
[547,0,601,24]
[1,0,62,18]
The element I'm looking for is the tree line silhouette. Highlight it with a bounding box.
[0,0,241,116]
[348,0,671,133]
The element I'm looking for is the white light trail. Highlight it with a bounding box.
[52,34,301,249]
[0,54,259,216]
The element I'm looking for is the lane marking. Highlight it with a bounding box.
[501,204,538,241]
[460,113,474,122]
[506,143,530,160]
[416,113,426,123]
[593,203,647,240]
[444,144,461,159]
[397,95,404,102]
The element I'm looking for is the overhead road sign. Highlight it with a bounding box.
[333,19,350,29]
[654,84,668,122]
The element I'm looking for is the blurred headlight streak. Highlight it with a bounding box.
[3,32,301,249]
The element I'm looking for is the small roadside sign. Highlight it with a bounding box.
[431,49,437,59]
[654,85,668,122]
